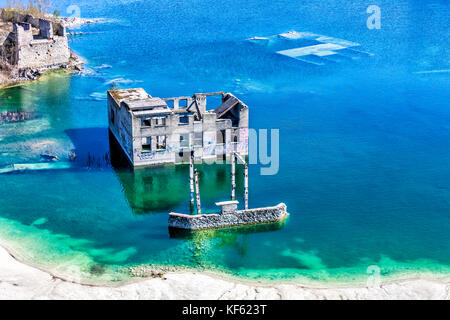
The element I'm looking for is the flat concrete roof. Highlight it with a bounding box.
[108,88,151,106]
[125,98,168,111]
[109,88,171,113]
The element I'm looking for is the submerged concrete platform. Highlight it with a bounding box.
[168,203,288,230]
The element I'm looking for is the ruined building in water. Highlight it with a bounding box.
[107,88,249,167]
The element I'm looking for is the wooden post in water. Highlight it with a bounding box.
[231,153,236,200]
[244,163,249,209]
[194,169,201,214]
[189,152,195,206]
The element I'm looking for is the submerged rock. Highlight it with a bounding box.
[40,154,59,161]
[31,217,48,226]
[0,111,36,123]
[89,264,106,276]
[128,265,167,279]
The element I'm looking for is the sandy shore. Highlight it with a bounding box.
[0,246,449,300]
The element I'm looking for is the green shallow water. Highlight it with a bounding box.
[0,0,450,286]
[0,212,449,286]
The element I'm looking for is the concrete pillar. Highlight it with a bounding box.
[194,170,201,214]
[244,163,249,209]
[194,94,207,114]
[231,153,236,200]
[189,153,195,206]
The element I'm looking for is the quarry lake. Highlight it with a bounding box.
[0,0,449,285]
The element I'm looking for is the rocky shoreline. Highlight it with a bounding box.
[0,110,36,123]
[3,50,84,87]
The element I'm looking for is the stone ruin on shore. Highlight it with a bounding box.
[0,9,78,82]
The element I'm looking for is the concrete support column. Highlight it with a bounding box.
[244,163,249,209]
[189,153,195,206]
[195,170,201,215]
[231,153,236,200]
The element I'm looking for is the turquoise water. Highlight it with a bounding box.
[0,0,449,284]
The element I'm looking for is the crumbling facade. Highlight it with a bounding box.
[107,88,249,167]
[12,18,69,70]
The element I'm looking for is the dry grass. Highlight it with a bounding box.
[3,0,51,16]
[1,6,54,24]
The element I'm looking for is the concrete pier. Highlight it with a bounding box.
[168,203,288,230]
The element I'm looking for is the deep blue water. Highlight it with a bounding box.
[0,0,449,283]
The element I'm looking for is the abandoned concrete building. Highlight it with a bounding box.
[107,88,249,167]
[13,19,69,70]
[0,12,70,71]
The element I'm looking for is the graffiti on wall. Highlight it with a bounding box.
[134,129,248,162]
[238,128,249,154]
[202,131,216,156]
[136,144,174,161]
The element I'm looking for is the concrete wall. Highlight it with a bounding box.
[107,94,134,164]
[25,14,40,28]
[133,113,187,166]
[39,19,53,39]
[168,203,288,230]
[15,37,70,70]
[8,14,70,70]
[125,108,248,166]
[13,23,33,46]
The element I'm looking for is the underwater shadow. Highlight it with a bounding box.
[65,127,111,168]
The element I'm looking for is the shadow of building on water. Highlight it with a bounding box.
[64,128,249,215]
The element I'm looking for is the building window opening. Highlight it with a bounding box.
[155,117,166,127]
[179,115,189,125]
[156,135,167,150]
[141,117,151,127]
[142,137,151,152]
[179,99,188,108]
[180,133,189,148]
[165,100,174,108]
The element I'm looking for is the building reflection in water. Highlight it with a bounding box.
[170,220,287,266]
[108,131,287,263]
[109,131,245,214]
